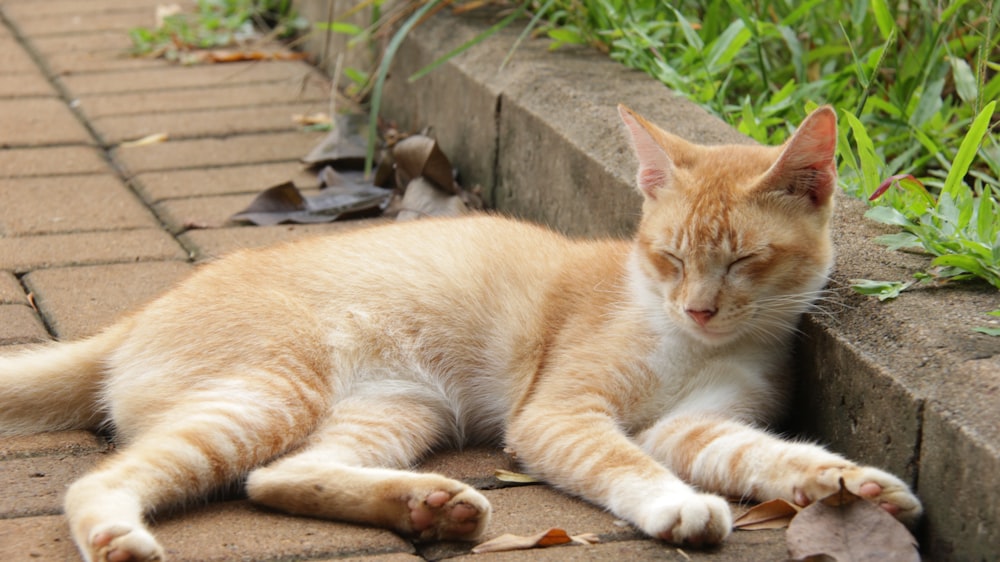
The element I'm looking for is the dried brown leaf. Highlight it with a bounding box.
[395,177,469,221]
[787,480,919,562]
[733,498,801,530]
[200,50,309,63]
[472,528,597,554]
[392,135,458,194]
[230,180,390,226]
[301,114,370,167]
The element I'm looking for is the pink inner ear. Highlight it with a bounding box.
[771,107,838,206]
[619,106,675,200]
[637,168,670,199]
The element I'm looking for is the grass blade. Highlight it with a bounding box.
[365,0,445,176]
[408,4,526,82]
[942,100,996,199]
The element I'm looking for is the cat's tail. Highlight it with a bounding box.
[0,323,129,436]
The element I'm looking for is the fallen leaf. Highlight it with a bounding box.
[198,50,309,63]
[301,113,370,168]
[119,132,169,147]
[472,528,598,554]
[230,180,391,226]
[292,112,333,126]
[392,135,458,194]
[494,469,540,484]
[786,480,919,562]
[394,177,469,221]
[734,498,801,530]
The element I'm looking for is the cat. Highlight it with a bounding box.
[0,104,921,562]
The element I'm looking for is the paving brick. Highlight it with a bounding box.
[0,514,80,560]
[0,304,50,345]
[0,146,110,178]
[113,131,326,174]
[331,555,424,562]
[416,447,518,489]
[0,70,58,98]
[23,261,193,339]
[4,0,190,18]
[10,10,157,37]
[0,175,158,236]
[46,49,173,77]
[27,29,136,61]
[0,452,105,518]
[132,162,320,203]
[154,193,256,233]
[91,102,330,145]
[59,61,321,96]
[0,38,39,73]
[0,271,27,304]
[449,534,789,562]
[179,220,388,262]
[0,98,94,146]
[152,501,413,561]
[0,430,107,461]
[0,230,186,274]
[76,79,333,121]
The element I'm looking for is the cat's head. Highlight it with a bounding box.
[619,105,837,345]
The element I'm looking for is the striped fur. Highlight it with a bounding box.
[0,106,920,561]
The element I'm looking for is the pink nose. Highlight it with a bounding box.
[686,308,717,327]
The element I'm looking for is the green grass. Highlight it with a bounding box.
[128,0,307,61]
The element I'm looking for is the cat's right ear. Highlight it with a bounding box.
[618,105,675,200]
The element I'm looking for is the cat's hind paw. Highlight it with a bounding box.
[89,523,164,562]
[794,464,922,526]
[406,486,491,541]
[640,492,732,547]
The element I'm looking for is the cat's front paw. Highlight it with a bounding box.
[89,523,164,562]
[638,492,732,546]
[794,464,922,526]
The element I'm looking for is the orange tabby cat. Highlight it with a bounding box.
[0,105,920,561]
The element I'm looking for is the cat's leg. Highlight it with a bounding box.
[64,393,320,562]
[637,413,922,525]
[506,398,732,546]
[246,392,491,541]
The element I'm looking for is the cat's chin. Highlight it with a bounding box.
[685,325,742,346]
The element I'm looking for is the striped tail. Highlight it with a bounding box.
[0,324,127,436]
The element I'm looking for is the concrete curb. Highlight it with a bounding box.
[307,8,1000,560]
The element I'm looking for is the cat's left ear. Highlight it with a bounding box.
[760,105,838,208]
[618,104,675,200]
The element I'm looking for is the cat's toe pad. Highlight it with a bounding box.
[796,465,922,526]
[407,487,491,541]
[89,523,163,562]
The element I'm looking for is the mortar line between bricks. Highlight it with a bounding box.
[13,272,57,339]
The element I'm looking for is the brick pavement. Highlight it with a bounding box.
[0,1,786,560]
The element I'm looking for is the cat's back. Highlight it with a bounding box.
[135,214,630,346]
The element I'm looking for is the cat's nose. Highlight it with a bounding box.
[686,308,717,326]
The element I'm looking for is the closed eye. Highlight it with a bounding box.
[664,252,684,271]
[727,254,756,273]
